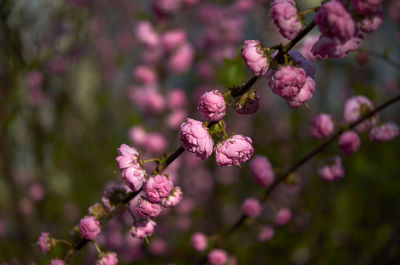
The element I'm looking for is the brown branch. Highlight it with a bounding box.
[61,17,317,263]
[196,93,400,265]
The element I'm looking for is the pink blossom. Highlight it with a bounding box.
[369,122,399,142]
[130,219,156,239]
[234,90,260,115]
[343,95,377,132]
[351,0,382,15]
[299,35,321,61]
[314,0,356,43]
[50,260,65,265]
[311,114,334,138]
[208,249,228,265]
[241,40,269,76]
[97,252,118,265]
[121,167,145,191]
[190,232,208,251]
[275,208,292,226]
[37,232,52,253]
[116,144,140,170]
[152,0,182,16]
[198,90,226,121]
[249,155,275,187]
[215,135,254,167]
[179,118,214,160]
[312,34,363,59]
[318,157,345,181]
[338,131,361,155]
[285,77,316,108]
[167,88,188,110]
[161,29,187,51]
[358,11,383,33]
[145,133,168,154]
[168,43,194,74]
[162,186,183,207]
[129,126,148,146]
[133,66,156,84]
[145,175,174,203]
[167,109,187,129]
[268,65,307,98]
[79,215,101,240]
[241,198,262,217]
[29,183,45,202]
[135,21,159,47]
[136,198,162,218]
[270,0,302,40]
[129,87,166,114]
[258,226,275,242]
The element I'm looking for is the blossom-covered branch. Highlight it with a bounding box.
[195,93,400,265]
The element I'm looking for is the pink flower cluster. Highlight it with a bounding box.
[304,0,383,59]
[267,52,316,108]
[180,90,254,167]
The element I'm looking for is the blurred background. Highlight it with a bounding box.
[0,0,400,264]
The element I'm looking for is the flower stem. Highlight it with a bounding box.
[92,241,102,254]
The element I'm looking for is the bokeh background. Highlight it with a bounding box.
[0,0,400,264]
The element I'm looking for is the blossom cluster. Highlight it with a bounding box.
[311,95,398,181]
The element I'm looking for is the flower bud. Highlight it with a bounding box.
[270,0,302,40]
[215,135,254,167]
[369,122,399,142]
[249,155,275,187]
[79,215,101,240]
[311,114,334,138]
[241,198,262,217]
[130,219,156,239]
[136,198,162,218]
[208,249,228,265]
[190,232,208,251]
[241,40,269,76]
[179,118,214,160]
[338,131,361,155]
[318,156,345,181]
[198,90,226,121]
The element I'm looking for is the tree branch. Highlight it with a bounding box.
[196,93,400,265]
